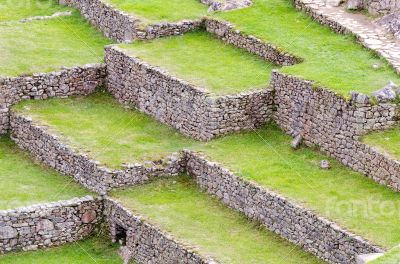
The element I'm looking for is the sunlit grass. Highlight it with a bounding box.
[111,175,323,264]
[362,125,400,160]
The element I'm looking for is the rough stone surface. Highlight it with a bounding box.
[0,196,101,254]
[320,160,331,169]
[272,71,400,191]
[104,198,218,264]
[347,0,364,10]
[202,0,252,12]
[365,0,400,15]
[59,0,202,42]
[0,64,106,134]
[372,80,399,102]
[105,46,275,141]
[10,113,185,194]
[185,151,384,264]
[205,19,301,66]
[376,11,400,37]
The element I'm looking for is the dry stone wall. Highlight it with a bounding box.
[103,198,218,264]
[0,196,101,254]
[10,113,184,195]
[272,71,400,190]
[184,151,384,264]
[205,19,301,66]
[0,64,106,134]
[59,0,202,42]
[105,46,274,141]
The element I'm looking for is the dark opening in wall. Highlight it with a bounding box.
[115,224,127,246]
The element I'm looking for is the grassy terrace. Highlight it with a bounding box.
[103,0,207,25]
[112,0,400,96]
[120,31,274,95]
[0,236,123,263]
[15,93,400,248]
[0,136,90,210]
[111,175,322,264]
[362,125,400,160]
[0,0,111,77]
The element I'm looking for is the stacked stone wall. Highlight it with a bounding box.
[272,71,400,190]
[0,196,101,254]
[103,198,217,264]
[184,151,384,264]
[0,64,106,134]
[59,0,202,42]
[10,113,184,194]
[205,19,301,66]
[105,46,274,141]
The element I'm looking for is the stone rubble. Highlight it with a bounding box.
[201,0,252,12]
[372,80,399,103]
[376,11,400,37]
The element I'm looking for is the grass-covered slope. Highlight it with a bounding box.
[103,0,207,24]
[0,236,123,264]
[362,125,400,160]
[14,92,198,168]
[15,93,400,248]
[111,175,323,264]
[213,0,400,96]
[197,125,400,248]
[0,136,90,210]
[0,1,111,77]
[370,246,400,264]
[120,31,274,95]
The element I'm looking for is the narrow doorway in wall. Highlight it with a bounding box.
[115,224,127,246]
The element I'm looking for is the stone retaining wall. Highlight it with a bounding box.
[184,151,384,264]
[103,198,217,264]
[272,71,400,190]
[105,46,274,141]
[10,113,184,194]
[205,19,301,66]
[0,196,101,254]
[59,0,202,42]
[0,64,106,134]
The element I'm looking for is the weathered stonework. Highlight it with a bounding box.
[10,113,185,195]
[0,64,106,134]
[105,46,274,141]
[184,151,384,264]
[294,0,400,73]
[59,0,202,42]
[272,71,400,190]
[103,198,218,264]
[205,19,301,66]
[0,196,101,254]
[365,0,400,15]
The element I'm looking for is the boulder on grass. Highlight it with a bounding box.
[372,81,399,103]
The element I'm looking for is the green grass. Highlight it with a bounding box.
[0,0,66,22]
[14,92,198,168]
[362,125,400,160]
[111,175,323,264]
[0,1,111,77]
[102,0,207,24]
[15,94,400,248]
[120,31,274,95]
[0,236,123,264]
[0,136,90,210]
[371,246,400,264]
[212,0,400,96]
[196,124,400,248]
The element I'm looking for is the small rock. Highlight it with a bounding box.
[291,134,303,149]
[0,226,18,239]
[320,160,331,169]
[351,92,370,104]
[81,210,97,223]
[372,81,399,103]
[372,63,381,69]
[347,0,363,10]
[326,0,343,7]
